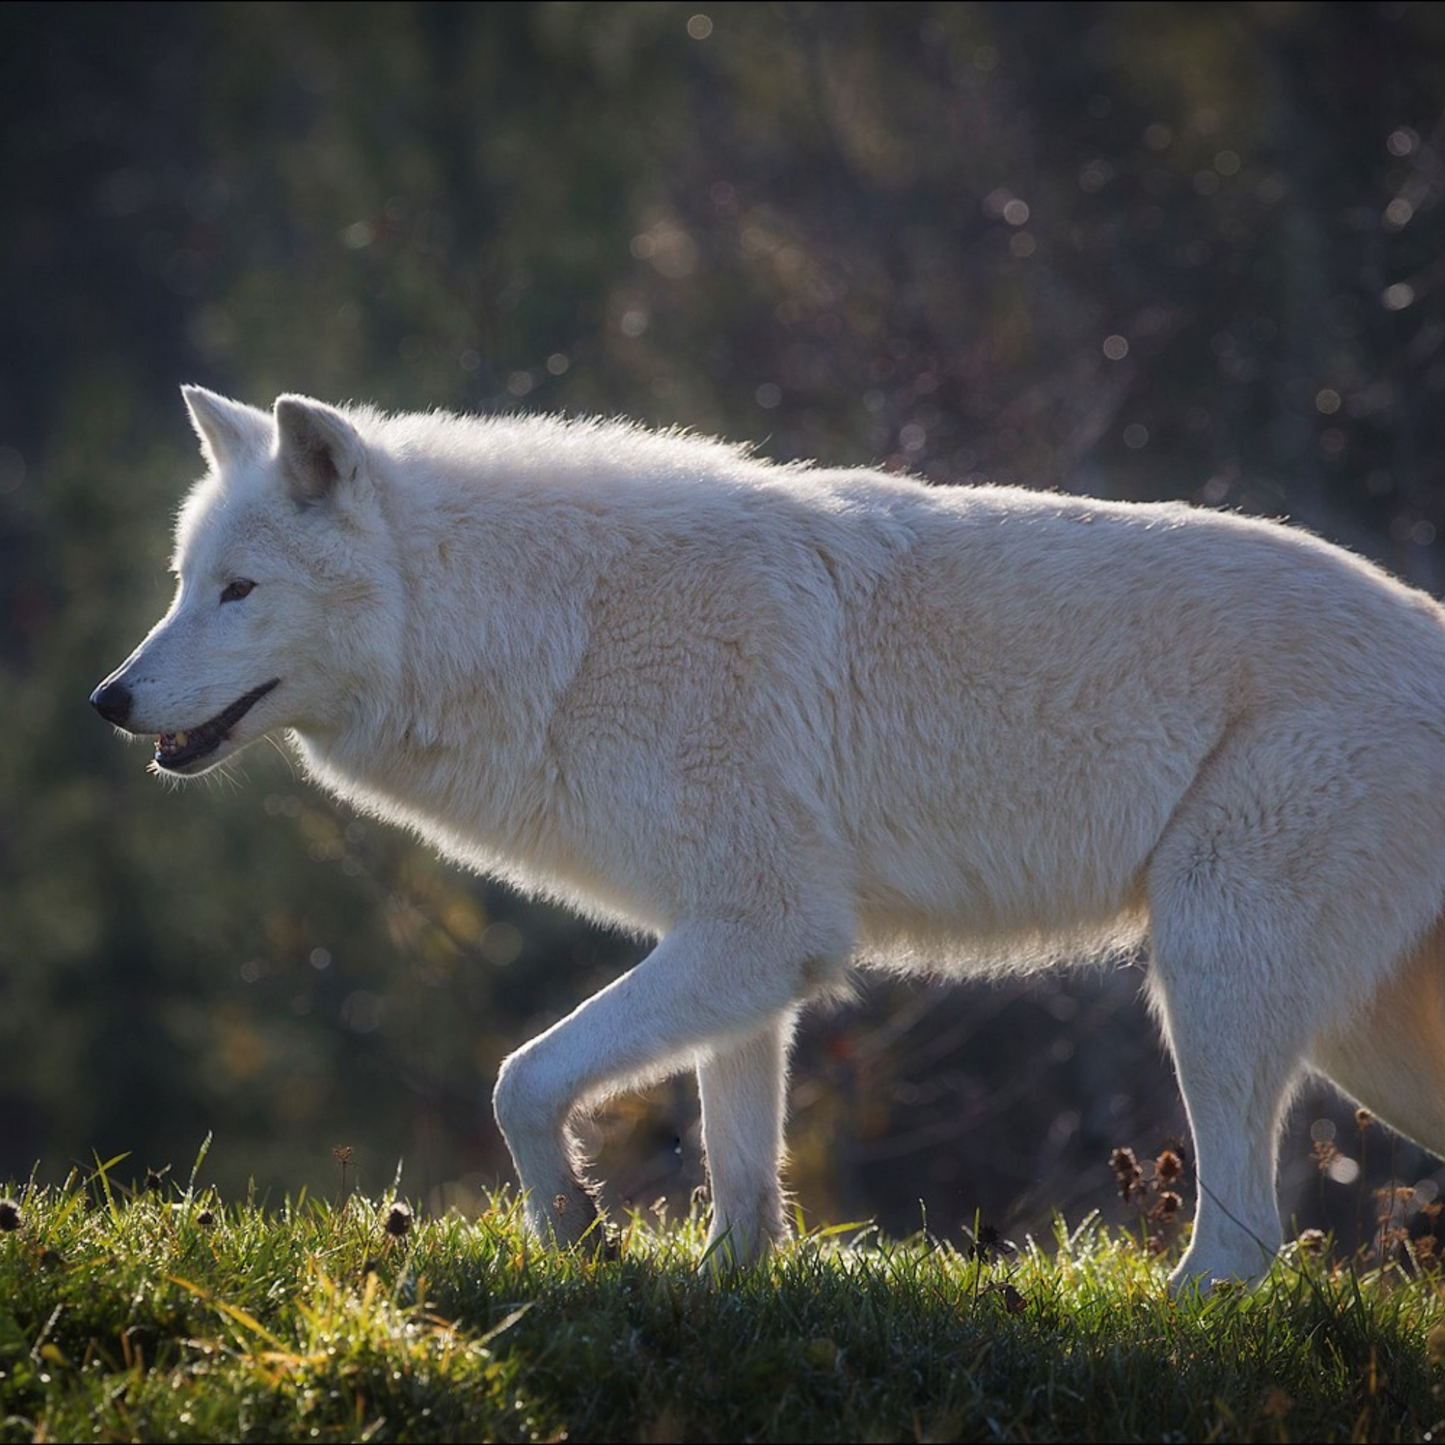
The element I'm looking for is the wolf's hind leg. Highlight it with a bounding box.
[1309,921,1445,1164]
[1146,937,1305,1289]
[1146,714,1445,1289]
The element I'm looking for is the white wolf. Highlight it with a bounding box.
[93,387,1445,1288]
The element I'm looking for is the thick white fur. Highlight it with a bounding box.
[95,388,1445,1288]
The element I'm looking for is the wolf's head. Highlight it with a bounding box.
[91,387,393,776]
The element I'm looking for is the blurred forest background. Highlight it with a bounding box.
[4,0,1445,1256]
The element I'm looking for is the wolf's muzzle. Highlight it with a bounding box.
[91,678,134,727]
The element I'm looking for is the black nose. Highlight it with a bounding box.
[91,678,133,725]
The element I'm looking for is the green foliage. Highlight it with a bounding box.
[5,0,1445,1246]
[2,1160,1445,1442]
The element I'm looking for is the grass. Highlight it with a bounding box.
[3,1153,1445,1442]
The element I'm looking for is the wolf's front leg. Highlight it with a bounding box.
[697,1012,797,1266]
[492,918,832,1253]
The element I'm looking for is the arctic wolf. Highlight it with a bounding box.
[93,388,1445,1288]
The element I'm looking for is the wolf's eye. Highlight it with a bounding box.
[220,579,256,604]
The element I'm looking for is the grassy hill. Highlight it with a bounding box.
[3,1153,1443,1442]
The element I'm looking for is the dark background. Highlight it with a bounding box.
[4,1,1444,1255]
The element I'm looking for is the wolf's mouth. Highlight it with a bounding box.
[154,679,281,772]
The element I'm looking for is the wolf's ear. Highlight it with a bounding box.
[182,386,269,471]
[274,395,366,508]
